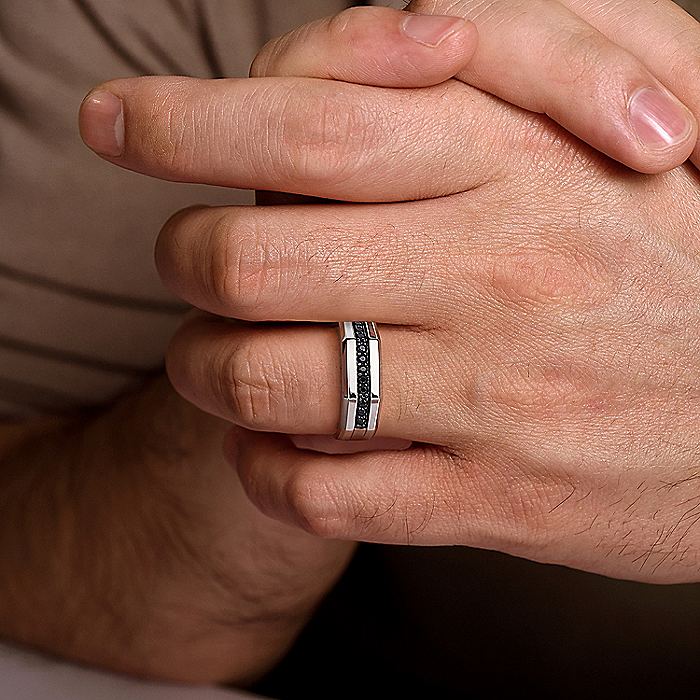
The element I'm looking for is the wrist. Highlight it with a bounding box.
[0,377,353,684]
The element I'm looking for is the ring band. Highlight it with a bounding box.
[337,321,381,440]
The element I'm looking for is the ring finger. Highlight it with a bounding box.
[166,315,457,444]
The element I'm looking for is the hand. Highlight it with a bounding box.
[162,147,700,586]
[78,4,700,585]
[80,2,700,190]
[251,2,700,173]
[0,378,353,684]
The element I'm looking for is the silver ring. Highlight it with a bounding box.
[337,321,381,441]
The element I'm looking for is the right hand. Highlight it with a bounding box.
[0,377,354,684]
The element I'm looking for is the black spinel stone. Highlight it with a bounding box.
[352,324,374,430]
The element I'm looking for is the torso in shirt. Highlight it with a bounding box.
[4,1,700,696]
[0,0,348,420]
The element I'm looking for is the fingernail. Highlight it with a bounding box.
[291,435,413,455]
[628,87,693,150]
[80,90,124,157]
[401,14,465,48]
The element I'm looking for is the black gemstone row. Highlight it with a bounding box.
[353,322,371,430]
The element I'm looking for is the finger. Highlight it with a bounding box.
[79,75,509,202]
[154,200,458,323]
[408,0,696,174]
[234,432,451,544]
[166,315,456,444]
[559,0,700,168]
[251,6,478,88]
[232,430,566,548]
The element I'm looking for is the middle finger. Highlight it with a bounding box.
[155,199,468,325]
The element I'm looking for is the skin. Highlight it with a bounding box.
[2,0,699,687]
[164,120,700,583]
[252,2,700,172]
[0,377,353,684]
[404,0,700,168]
[81,3,700,585]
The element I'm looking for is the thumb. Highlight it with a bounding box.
[250,5,477,88]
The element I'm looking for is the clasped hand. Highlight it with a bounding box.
[80,1,700,584]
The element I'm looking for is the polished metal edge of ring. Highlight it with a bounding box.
[337,321,381,441]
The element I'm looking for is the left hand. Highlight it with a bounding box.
[80,4,700,585]
[162,154,700,586]
[252,1,700,173]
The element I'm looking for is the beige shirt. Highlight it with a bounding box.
[3,3,700,695]
[0,0,347,419]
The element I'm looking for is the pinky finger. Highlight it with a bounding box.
[230,430,593,558]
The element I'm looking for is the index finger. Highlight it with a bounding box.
[79,75,518,202]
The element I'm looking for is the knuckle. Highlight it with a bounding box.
[473,242,609,311]
[284,455,438,542]
[326,7,360,35]
[220,338,295,428]
[205,213,290,318]
[249,37,280,78]
[278,85,384,186]
[475,359,625,424]
[284,467,348,539]
[325,6,384,47]
[249,27,305,78]
[481,362,579,419]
